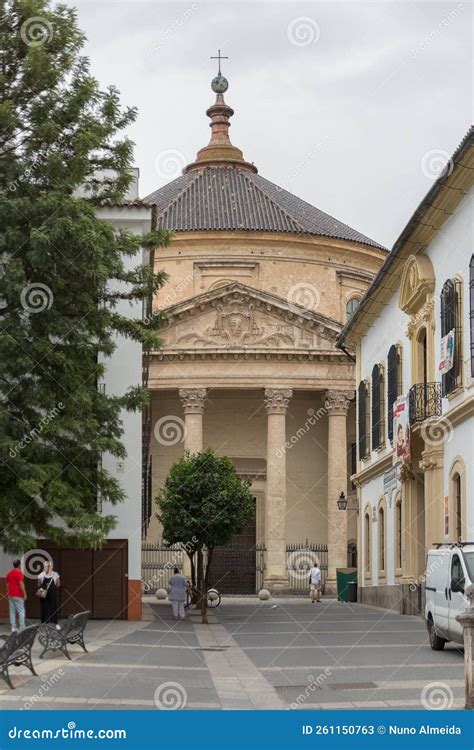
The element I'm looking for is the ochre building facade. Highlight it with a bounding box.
[144,75,387,593]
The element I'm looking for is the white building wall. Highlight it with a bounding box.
[97,172,152,584]
[357,185,473,602]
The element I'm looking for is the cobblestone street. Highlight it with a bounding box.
[0,599,464,710]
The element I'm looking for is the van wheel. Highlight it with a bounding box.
[428,619,446,651]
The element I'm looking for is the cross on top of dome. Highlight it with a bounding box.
[211,49,229,94]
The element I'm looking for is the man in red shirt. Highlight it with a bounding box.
[6,559,27,632]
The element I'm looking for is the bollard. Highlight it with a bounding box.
[456,582,474,710]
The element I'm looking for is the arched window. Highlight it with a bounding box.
[387,344,402,442]
[371,365,385,450]
[378,504,385,574]
[440,278,462,395]
[395,496,402,572]
[347,541,357,568]
[364,511,371,573]
[346,297,360,320]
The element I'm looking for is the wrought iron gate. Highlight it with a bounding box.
[141,542,184,593]
[286,542,328,594]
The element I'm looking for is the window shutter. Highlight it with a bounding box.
[358,380,366,460]
[441,280,456,395]
[387,345,398,441]
[371,365,380,449]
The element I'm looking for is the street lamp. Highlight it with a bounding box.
[337,491,347,511]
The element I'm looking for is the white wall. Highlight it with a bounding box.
[97,194,151,582]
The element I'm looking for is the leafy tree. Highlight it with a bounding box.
[156,449,255,623]
[0,0,171,552]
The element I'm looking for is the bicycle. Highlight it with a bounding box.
[185,584,221,609]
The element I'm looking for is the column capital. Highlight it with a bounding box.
[179,387,207,414]
[264,388,293,415]
[325,389,354,416]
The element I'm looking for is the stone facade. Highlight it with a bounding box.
[144,76,387,592]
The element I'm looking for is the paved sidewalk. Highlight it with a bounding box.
[0,598,465,710]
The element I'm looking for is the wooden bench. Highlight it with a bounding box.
[0,626,38,689]
[38,611,90,660]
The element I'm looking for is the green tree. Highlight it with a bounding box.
[0,0,171,552]
[156,449,255,623]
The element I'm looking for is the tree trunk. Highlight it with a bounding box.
[205,546,214,589]
[196,547,208,624]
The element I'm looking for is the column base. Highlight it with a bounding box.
[263,576,292,595]
[324,578,338,597]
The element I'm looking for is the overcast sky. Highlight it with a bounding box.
[68,1,471,248]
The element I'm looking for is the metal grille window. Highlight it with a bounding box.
[387,345,402,442]
[470,256,474,377]
[358,380,367,459]
[378,506,385,572]
[440,278,462,395]
[371,365,385,450]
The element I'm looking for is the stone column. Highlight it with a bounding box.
[420,436,444,550]
[456,583,474,710]
[263,387,292,592]
[179,388,207,579]
[179,387,207,454]
[325,390,353,593]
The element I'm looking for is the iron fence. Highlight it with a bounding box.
[286,542,328,594]
[408,382,441,425]
[141,542,184,593]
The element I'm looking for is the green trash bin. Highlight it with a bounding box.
[336,568,357,602]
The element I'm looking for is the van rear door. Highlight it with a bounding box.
[448,553,468,643]
[426,550,450,636]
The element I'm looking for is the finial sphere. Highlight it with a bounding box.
[211,74,228,94]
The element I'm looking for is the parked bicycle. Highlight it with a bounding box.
[185,584,221,609]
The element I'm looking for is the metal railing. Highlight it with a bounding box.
[408,382,441,425]
[141,542,184,593]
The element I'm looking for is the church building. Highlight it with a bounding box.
[143,64,387,594]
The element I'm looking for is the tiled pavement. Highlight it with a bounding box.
[0,598,465,710]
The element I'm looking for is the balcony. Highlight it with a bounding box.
[408,382,441,425]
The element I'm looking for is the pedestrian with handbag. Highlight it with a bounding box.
[37,560,60,624]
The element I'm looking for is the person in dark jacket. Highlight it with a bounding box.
[37,560,60,624]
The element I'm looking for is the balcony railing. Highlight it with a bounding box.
[408,382,441,425]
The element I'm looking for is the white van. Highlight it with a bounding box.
[424,543,474,650]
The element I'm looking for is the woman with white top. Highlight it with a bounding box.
[37,560,61,624]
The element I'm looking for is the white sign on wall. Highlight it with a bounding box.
[439,329,455,374]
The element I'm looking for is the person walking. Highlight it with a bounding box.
[168,567,188,621]
[309,561,321,603]
[6,559,27,632]
[37,560,60,624]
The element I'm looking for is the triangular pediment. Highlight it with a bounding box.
[157,283,343,353]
